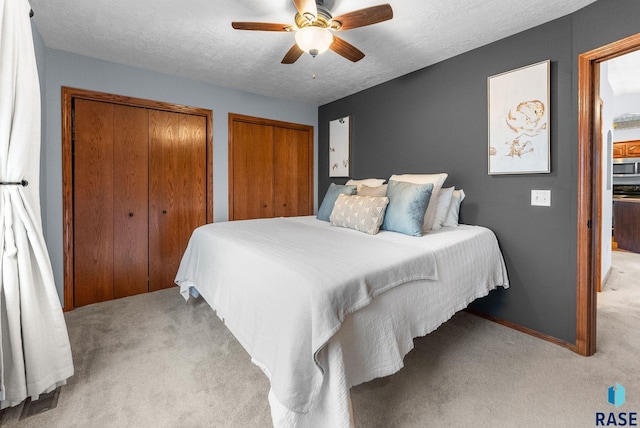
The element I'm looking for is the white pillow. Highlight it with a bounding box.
[443,189,466,227]
[346,178,386,191]
[388,173,448,232]
[431,186,455,231]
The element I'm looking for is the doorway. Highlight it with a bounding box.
[599,51,640,281]
[576,32,640,356]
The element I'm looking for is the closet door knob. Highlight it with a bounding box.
[263,204,268,208]
[283,203,287,207]
[162,210,167,214]
[128,212,134,217]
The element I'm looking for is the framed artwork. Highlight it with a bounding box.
[329,116,350,177]
[488,60,550,175]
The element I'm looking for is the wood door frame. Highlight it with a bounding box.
[595,97,603,294]
[576,32,640,356]
[228,113,314,220]
[61,87,214,311]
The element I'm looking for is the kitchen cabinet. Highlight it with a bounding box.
[613,197,640,253]
[613,140,640,158]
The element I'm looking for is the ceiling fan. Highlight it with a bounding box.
[231,1,393,64]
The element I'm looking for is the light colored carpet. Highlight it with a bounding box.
[1,251,638,427]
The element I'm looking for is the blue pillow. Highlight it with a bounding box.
[317,183,357,221]
[381,180,434,236]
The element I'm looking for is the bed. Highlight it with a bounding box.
[175,212,509,427]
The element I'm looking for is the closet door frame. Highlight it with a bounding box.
[228,113,314,220]
[61,86,213,311]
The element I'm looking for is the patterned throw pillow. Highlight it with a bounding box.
[330,194,389,235]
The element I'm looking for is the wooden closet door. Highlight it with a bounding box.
[231,121,275,220]
[274,127,312,217]
[73,99,115,307]
[149,110,207,291]
[113,105,149,298]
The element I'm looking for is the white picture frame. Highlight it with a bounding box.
[488,60,550,175]
[329,116,350,177]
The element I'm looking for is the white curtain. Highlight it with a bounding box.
[0,0,73,409]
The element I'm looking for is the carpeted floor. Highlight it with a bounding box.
[1,251,638,428]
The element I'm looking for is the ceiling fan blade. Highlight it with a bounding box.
[232,22,291,32]
[332,4,393,31]
[293,0,317,21]
[282,44,304,64]
[330,36,365,62]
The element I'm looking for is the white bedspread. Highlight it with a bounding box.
[175,216,438,413]
[176,217,509,427]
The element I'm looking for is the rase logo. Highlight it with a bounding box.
[596,383,637,426]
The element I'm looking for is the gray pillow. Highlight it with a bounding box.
[381,180,433,236]
[317,183,357,221]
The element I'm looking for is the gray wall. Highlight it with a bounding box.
[318,0,640,345]
[39,49,318,306]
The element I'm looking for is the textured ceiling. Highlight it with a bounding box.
[30,0,600,106]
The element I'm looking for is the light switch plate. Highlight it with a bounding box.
[531,190,551,207]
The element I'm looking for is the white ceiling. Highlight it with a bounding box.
[30,0,600,106]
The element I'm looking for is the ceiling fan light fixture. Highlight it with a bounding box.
[232,3,393,64]
[295,26,333,57]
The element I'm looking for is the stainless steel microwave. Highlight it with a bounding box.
[613,157,640,177]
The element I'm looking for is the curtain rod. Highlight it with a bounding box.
[0,180,29,186]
